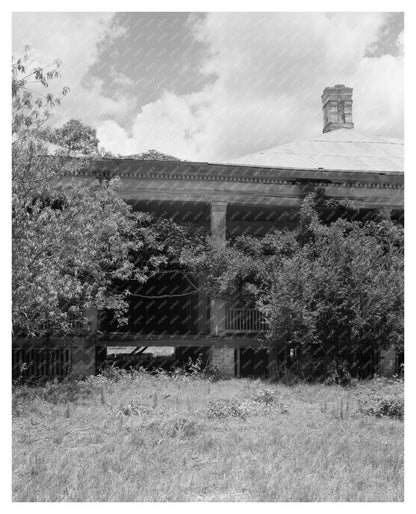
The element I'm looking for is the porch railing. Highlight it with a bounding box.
[225,308,266,333]
[12,347,72,380]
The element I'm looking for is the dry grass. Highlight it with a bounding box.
[12,372,404,502]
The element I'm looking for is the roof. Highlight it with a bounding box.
[225,129,404,173]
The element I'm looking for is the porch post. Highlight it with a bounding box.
[379,348,397,377]
[197,273,209,334]
[84,304,98,333]
[71,304,97,378]
[211,201,227,246]
[268,346,279,380]
[210,201,227,336]
[209,201,234,377]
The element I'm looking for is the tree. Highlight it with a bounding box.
[121,149,181,161]
[191,195,404,379]
[12,46,69,136]
[262,212,403,378]
[12,48,196,339]
[39,119,100,156]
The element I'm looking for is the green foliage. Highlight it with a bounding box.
[262,203,403,375]
[359,382,404,420]
[39,119,100,156]
[192,194,403,379]
[12,135,158,336]
[252,387,278,405]
[12,377,101,410]
[207,398,247,420]
[121,149,181,161]
[12,46,69,135]
[207,390,288,419]
[146,417,199,438]
[370,396,404,419]
[12,48,198,339]
[12,375,404,501]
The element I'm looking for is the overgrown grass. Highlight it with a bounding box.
[12,372,404,502]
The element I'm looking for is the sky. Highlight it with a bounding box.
[12,12,404,161]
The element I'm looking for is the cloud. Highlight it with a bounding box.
[97,13,403,161]
[99,89,213,159]
[13,13,403,161]
[12,12,136,128]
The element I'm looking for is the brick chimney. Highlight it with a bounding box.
[321,84,354,133]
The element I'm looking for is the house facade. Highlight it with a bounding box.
[13,85,404,380]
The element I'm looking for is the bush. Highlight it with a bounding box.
[12,385,39,416]
[99,365,130,382]
[41,378,100,403]
[207,399,247,420]
[367,396,404,420]
[207,393,289,419]
[12,377,104,415]
[203,366,232,382]
[146,417,199,438]
[252,387,278,405]
[324,364,353,387]
[198,195,403,381]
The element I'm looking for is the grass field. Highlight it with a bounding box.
[12,371,404,502]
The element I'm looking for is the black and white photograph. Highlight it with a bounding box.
[9,5,406,504]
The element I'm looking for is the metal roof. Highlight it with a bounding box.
[226,129,404,173]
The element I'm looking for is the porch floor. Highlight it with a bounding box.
[99,332,267,348]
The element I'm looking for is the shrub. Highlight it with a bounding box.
[367,396,404,420]
[99,365,130,383]
[252,387,277,405]
[146,416,199,438]
[207,394,289,419]
[203,366,232,382]
[207,399,247,420]
[12,385,39,416]
[118,399,143,416]
[41,378,100,403]
[324,364,353,387]
[164,417,198,438]
[197,195,403,381]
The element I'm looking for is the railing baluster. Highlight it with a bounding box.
[225,307,265,333]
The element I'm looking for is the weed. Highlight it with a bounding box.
[207,399,247,420]
[252,387,277,405]
[330,398,351,420]
[12,375,404,502]
[324,363,353,387]
[100,385,106,405]
[117,399,143,417]
[99,365,129,382]
[356,383,404,420]
[129,428,146,446]
[41,378,100,404]
[366,396,404,420]
[185,356,203,375]
[146,416,199,438]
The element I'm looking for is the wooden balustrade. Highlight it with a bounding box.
[12,347,72,380]
[225,308,266,333]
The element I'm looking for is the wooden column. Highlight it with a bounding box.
[84,304,98,333]
[210,201,227,336]
[235,347,241,378]
[197,273,209,334]
[379,348,397,377]
[210,201,227,246]
[71,304,98,378]
[268,346,279,380]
